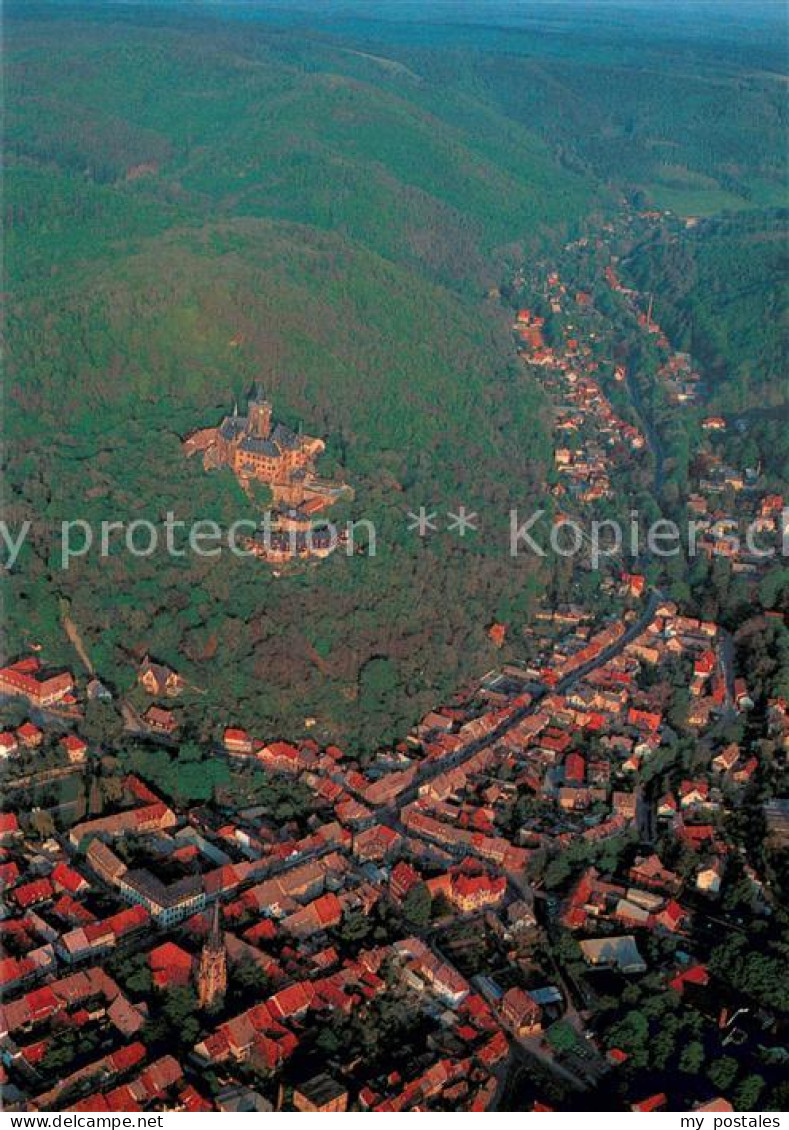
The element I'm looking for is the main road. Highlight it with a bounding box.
[393,587,663,808]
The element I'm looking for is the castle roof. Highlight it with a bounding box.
[219,416,247,441]
[239,435,279,457]
[271,422,300,451]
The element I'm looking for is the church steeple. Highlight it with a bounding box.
[209,898,222,946]
[197,902,227,1012]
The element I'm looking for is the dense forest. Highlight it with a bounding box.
[3,0,787,747]
[625,210,789,479]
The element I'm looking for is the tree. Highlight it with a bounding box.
[544,853,574,891]
[402,881,432,928]
[101,775,124,805]
[734,1075,765,1112]
[29,809,55,838]
[679,1041,705,1074]
[82,699,124,746]
[650,1028,677,1071]
[339,910,372,944]
[768,1082,789,1112]
[88,773,103,816]
[431,892,453,920]
[707,1056,739,1092]
[315,1026,342,1056]
[163,986,201,1045]
[232,959,270,998]
[606,1010,650,1070]
[668,687,690,734]
[126,966,152,996]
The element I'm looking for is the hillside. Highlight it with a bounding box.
[4,7,596,747]
[6,12,595,290]
[322,2,787,217]
[624,210,789,478]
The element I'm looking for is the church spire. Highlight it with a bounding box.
[197,902,227,1012]
[209,898,222,947]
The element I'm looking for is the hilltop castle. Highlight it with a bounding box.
[184,388,349,513]
[214,388,324,486]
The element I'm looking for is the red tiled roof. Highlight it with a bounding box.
[104,1086,141,1112]
[0,813,19,836]
[563,907,587,930]
[632,1093,667,1112]
[150,941,192,971]
[0,956,33,987]
[0,862,20,889]
[52,862,87,894]
[583,712,607,731]
[627,707,662,731]
[109,906,149,936]
[61,734,87,752]
[477,1031,508,1067]
[71,1094,110,1113]
[313,892,343,926]
[13,878,54,907]
[224,728,249,742]
[268,981,314,1020]
[21,1039,48,1066]
[452,872,506,901]
[124,775,160,803]
[680,824,714,847]
[390,861,421,896]
[203,864,243,897]
[110,1042,147,1073]
[244,918,277,944]
[660,899,686,926]
[17,722,42,740]
[263,741,299,761]
[669,964,709,994]
[178,1084,212,1113]
[26,986,59,1019]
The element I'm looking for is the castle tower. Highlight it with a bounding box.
[248,385,272,438]
[197,901,227,1012]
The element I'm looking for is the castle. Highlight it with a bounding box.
[214,388,324,487]
[184,388,349,513]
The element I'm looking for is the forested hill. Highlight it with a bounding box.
[5,9,596,294]
[4,4,597,748]
[627,212,788,401]
[625,210,789,478]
